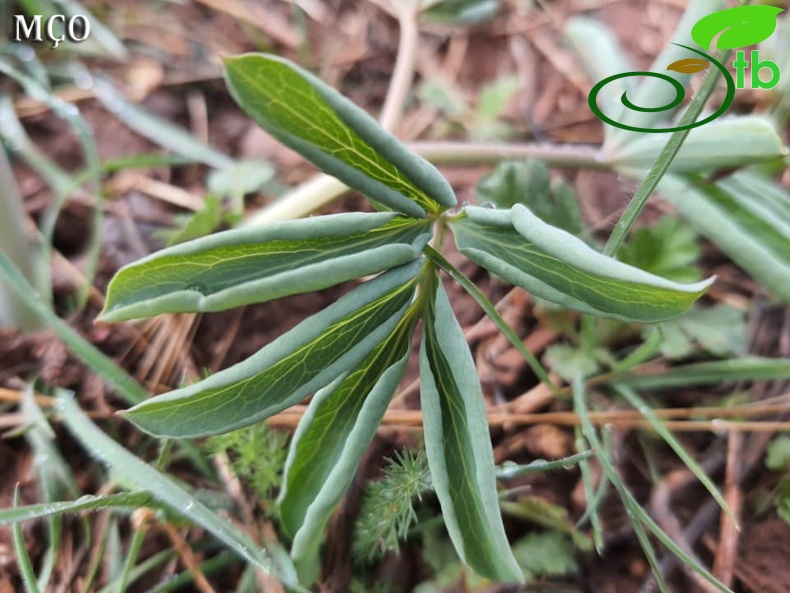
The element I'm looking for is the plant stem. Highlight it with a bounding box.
[0,147,41,331]
[423,245,559,394]
[0,251,149,405]
[410,140,605,169]
[244,142,605,226]
[379,0,420,132]
[603,50,730,257]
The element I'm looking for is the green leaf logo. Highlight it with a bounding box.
[666,57,710,74]
[691,5,784,51]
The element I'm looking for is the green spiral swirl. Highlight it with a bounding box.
[588,44,735,133]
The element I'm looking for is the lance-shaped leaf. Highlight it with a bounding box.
[0,492,159,525]
[420,277,523,583]
[124,261,423,438]
[450,206,712,323]
[611,116,787,175]
[658,174,790,303]
[224,54,456,218]
[278,310,417,584]
[100,212,431,322]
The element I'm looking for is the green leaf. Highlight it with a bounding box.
[766,435,790,471]
[611,357,790,390]
[223,54,456,217]
[159,194,227,246]
[511,532,578,581]
[206,160,276,197]
[124,261,422,438]
[614,385,734,523]
[691,5,784,51]
[420,277,523,583]
[649,305,747,360]
[477,160,583,235]
[13,488,42,593]
[450,206,713,323]
[543,344,602,381]
[100,213,431,322]
[658,173,790,302]
[0,492,157,525]
[777,477,790,525]
[93,79,233,170]
[618,215,701,284]
[420,0,501,25]
[279,311,417,583]
[478,159,550,209]
[472,76,520,141]
[57,393,305,591]
[612,116,787,174]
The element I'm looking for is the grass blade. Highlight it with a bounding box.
[13,487,43,593]
[610,357,790,389]
[93,78,233,169]
[0,141,40,330]
[57,392,305,591]
[572,378,733,593]
[614,384,734,523]
[0,251,149,404]
[0,492,158,525]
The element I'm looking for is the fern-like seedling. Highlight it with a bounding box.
[206,423,289,502]
[353,448,431,562]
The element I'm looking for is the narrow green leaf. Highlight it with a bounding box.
[279,310,417,583]
[93,79,233,170]
[611,357,790,390]
[450,206,712,323]
[613,116,787,174]
[614,385,734,523]
[0,251,149,405]
[658,174,790,302]
[57,393,305,591]
[572,379,732,593]
[13,488,42,593]
[125,261,423,438]
[223,54,456,217]
[564,16,634,145]
[0,492,157,525]
[56,0,129,59]
[420,0,501,25]
[420,277,523,583]
[100,212,431,322]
